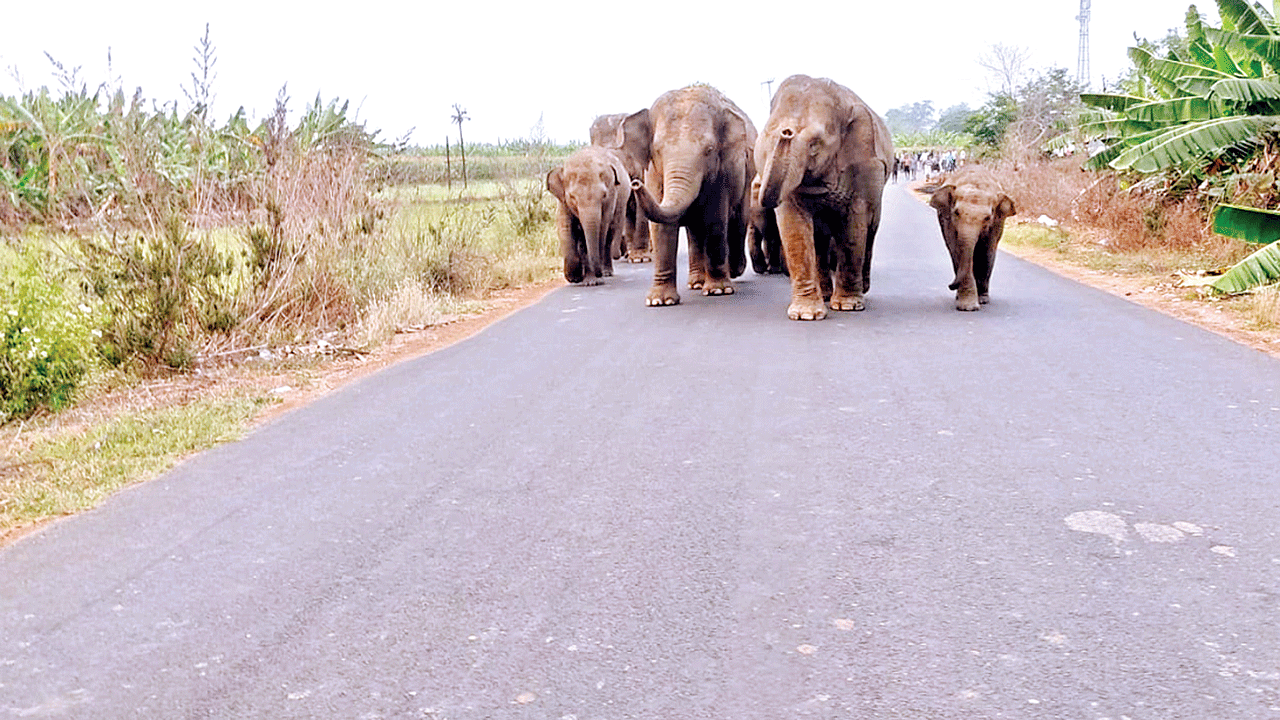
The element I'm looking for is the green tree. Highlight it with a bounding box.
[884,101,935,135]
[935,104,975,134]
[964,94,1018,148]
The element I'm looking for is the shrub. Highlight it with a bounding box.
[0,252,97,422]
[76,214,240,369]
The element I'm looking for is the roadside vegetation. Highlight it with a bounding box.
[1,32,571,537]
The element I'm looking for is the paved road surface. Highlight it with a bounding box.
[4,183,1280,719]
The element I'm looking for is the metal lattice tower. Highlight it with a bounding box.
[1077,0,1092,89]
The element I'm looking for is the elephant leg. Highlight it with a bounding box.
[830,203,867,312]
[749,177,769,274]
[975,223,1004,303]
[558,206,584,284]
[777,200,825,321]
[626,197,651,263]
[728,205,748,279]
[686,227,708,290]
[604,194,626,278]
[863,204,882,294]
[645,221,681,306]
[749,221,768,275]
[952,239,979,311]
[692,220,734,296]
[767,211,786,274]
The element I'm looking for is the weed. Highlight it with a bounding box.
[76,214,240,369]
[0,250,98,421]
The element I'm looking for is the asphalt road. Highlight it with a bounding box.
[4,182,1280,719]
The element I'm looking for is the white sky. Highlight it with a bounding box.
[1,0,1208,146]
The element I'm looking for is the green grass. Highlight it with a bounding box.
[1,394,270,535]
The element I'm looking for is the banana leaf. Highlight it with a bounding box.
[1126,97,1218,124]
[1211,239,1280,293]
[1209,28,1280,74]
[1212,203,1280,243]
[1110,115,1268,172]
[1211,76,1280,106]
[1129,47,1233,98]
[1218,0,1275,36]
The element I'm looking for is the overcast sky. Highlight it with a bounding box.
[1,0,1209,146]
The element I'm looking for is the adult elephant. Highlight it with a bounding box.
[589,113,650,262]
[754,74,893,320]
[620,85,753,305]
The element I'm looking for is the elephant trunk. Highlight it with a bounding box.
[631,162,702,225]
[948,230,977,292]
[759,128,796,209]
[578,205,605,277]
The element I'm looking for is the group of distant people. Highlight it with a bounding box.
[891,149,965,183]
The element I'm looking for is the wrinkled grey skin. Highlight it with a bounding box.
[546,146,630,286]
[754,74,893,321]
[590,114,651,263]
[929,164,1016,311]
[620,85,754,306]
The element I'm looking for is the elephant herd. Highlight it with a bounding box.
[546,74,1016,318]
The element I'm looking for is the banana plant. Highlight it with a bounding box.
[1079,0,1280,176]
[1209,203,1280,293]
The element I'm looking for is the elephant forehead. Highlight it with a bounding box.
[955,186,998,208]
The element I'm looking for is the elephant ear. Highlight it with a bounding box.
[995,193,1016,220]
[929,185,956,212]
[836,100,892,173]
[619,109,652,178]
[721,106,752,157]
[546,167,567,203]
[930,185,959,240]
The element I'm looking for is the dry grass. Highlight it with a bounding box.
[995,158,1251,273]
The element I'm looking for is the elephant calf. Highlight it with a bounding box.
[547,147,630,285]
[929,165,1016,311]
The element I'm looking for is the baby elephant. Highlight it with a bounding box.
[929,165,1016,311]
[547,147,630,285]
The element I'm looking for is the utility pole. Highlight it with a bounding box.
[1077,0,1091,89]
[451,104,469,189]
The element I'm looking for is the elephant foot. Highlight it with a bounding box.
[581,276,603,287]
[646,285,681,306]
[628,253,652,263]
[787,297,827,321]
[830,294,865,312]
[688,274,707,290]
[955,296,980,311]
[602,267,614,278]
[702,278,735,296]
[978,293,990,305]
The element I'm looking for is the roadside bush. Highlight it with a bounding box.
[0,252,97,422]
[76,214,240,369]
